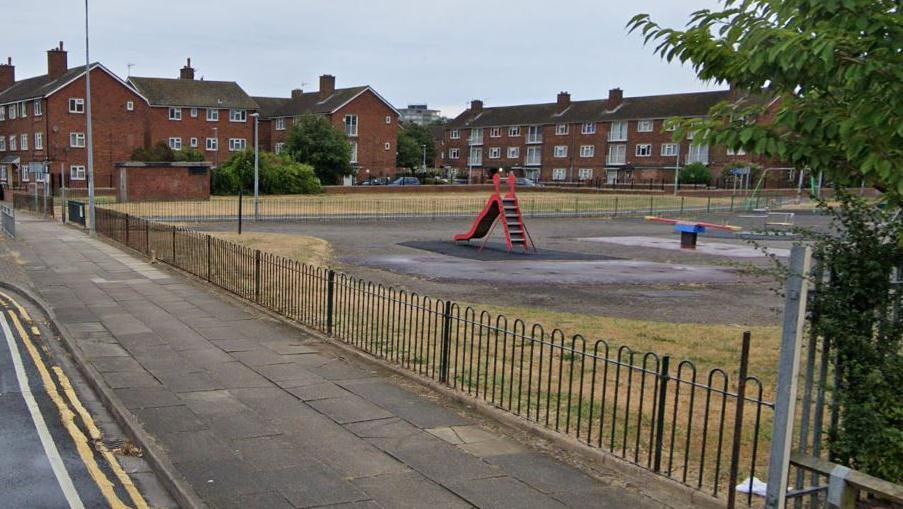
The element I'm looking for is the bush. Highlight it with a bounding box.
[284,115,352,185]
[678,162,712,185]
[131,141,205,162]
[212,150,321,195]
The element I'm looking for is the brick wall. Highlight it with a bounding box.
[331,89,398,180]
[117,162,210,202]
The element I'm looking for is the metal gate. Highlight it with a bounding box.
[0,202,13,238]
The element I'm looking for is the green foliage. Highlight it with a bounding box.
[397,123,436,169]
[284,115,352,185]
[678,162,712,185]
[131,141,205,162]
[212,150,321,195]
[805,195,903,482]
[628,0,903,201]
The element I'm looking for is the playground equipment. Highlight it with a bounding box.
[645,216,742,249]
[454,173,535,253]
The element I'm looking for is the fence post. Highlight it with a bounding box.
[614,196,619,217]
[125,214,130,247]
[765,245,812,509]
[439,300,453,384]
[706,196,712,213]
[206,234,212,282]
[653,355,671,473]
[727,331,752,509]
[680,196,685,214]
[171,225,176,261]
[326,269,335,336]
[254,249,261,303]
[649,195,654,216]
[145,221,150,255]
[730,195,735,211]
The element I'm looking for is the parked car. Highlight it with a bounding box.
[516,178,541,187]
[389,177,421,186]
[360,177,390,186]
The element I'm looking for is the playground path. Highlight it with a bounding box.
[0,215,671,509]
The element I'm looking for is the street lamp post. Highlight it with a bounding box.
[673,144,681,195]
[251,112,259,220]
[84,0,96,233]
[421,144,426,172]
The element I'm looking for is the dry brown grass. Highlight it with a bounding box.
[208,232,332,267]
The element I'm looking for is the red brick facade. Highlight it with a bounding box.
[141,105,254,169]
[116,162,211,202]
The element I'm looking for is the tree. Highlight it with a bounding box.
[678,162,712,185]
[628,0,903,201]
[212,150,321,195]
[285,115,352,185]
[396,123,436,170]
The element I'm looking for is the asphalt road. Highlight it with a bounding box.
[0,291,148,509]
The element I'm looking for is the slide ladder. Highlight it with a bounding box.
[454,173,535,253]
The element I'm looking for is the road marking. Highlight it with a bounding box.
[0,311,86,509]
[0,293,133,509]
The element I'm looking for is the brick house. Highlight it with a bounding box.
[253,74,400,181]
[440,88,785,186]
[127,59,258,170]
[0,42,149,191]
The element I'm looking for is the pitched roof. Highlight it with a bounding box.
[252,86,373,118]
[447,90,738,128]
[0,65,92,105]
[128,77,257,109]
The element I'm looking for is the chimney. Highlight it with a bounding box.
[180,58,195,80]
[0,57,14,91]
[291,88,304,99]
[608,88,623,109]
[47,41,68,80]
[470,100,483,113]
[318,74,335,100]
[556,91,571,113]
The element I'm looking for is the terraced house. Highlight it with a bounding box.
[440,88,777,185]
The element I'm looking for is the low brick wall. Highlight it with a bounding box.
[116,162,211,202]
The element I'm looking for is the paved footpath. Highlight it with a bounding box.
[1,215,667,509]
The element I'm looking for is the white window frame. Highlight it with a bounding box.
[687,143,709,164]
[0,137,5,151]
[190,107,198,118]
[488,147,501,159]
[8,105,16,119]
[578,168,593,181]
[206,137,218,151]
[450,129,460,140]
[579,145,595,158]
[507,147,519,159]
[169,137,182,150]
[21,166,29,182]
[726,147,747,156]
[608,121,628,142]
[33,99,43,116]
[555,124,568,135]
[553,145,568,158]
[275,118,286,131]
[206,108,219,122]
[169,107,182,120]
[20,134,27,151]
[552,168,566,181]
[385,115,392,124]
[19,102,27,117]
[661,143,679,157]
[635,143,652,157]
[34,132,43,150]
[229,109,247,122]
[469,128,483,145]
[69,132,85,148]
[581,122,596,135]
[190,137,198,148]
[69,98,85,114]
[9,135,15,151]
[448,148,460,160]
[606,144,626,165]
[126,100,134,111]
[508,126,520,137]
[0,106,5,121]
[274,142,285,154]
[0,166,6,179]
[468,146,483,166]
[384,142,391,151]
[525,146,542,166]
[344,115,358,136]
[70,165,86,181]
[350,140,358,163]
[228,138,247,152]
[637,119,654,132]
[526,125,543,144]
[489,127,501,138]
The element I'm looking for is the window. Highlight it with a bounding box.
[489,147,501,159]
[35,133,45,152]
[507,147,519,159]
[0,166,5,180]
[0,106,5,121]
[70,165,86,181]
[169,137,182,150]
[686,130,695,140]
[635,144,652,157]
[526,126,542,144]
[468,146,482,166]
[554,145,568,158]
[637,119,653,132]
[385,115,392,124]
[578,168,593,181]
[8,104,17,119]
[350,141,358,163]
[190,107,198,118]
[168,107,181,120]
[206,137,218,151]
[230,109,247,122]
[228,138,247,151]
[606,144,626,165]
[687,143,709,164]
[726,147,747,156]
[343,115,358,136]
[448,148,460,159]
[581,122,596,135]
[450,129,460,139]
[20,134,27,151]
[555,124,568,135]
[552,168,566,181]
[190,137,198,148]
[525,146,542,165]
[19,102,27,117]
[579,145,595,158]
[608,121,628,141]
[274,142,285,154]
[206,108,219,121]
[384,142,391,151]
[33,100,42,116]
[661,143,678,157]
[0,137,5,151]
[21,166,29,181]
[275,118,286,130]
[9,135,15,151]
[489,127,501,138]
[508,126,520,137]
[469,128,483,145]
[125,100,134,111]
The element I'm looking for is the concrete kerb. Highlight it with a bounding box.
[0,281,208,509]
[97,234,727,509]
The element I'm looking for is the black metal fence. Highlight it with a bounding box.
[94,206,774,503]
[12,191,54,217]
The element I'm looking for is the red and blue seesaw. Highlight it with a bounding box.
[645,216,742,249]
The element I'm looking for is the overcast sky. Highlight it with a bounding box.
[9,0,724,117]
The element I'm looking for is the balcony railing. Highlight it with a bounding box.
[526,134,543,144]
[468,157,483,166]
[606,156,626,166]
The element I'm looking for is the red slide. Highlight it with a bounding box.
[454,173,535,253]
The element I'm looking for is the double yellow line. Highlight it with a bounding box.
[0,291,149,509]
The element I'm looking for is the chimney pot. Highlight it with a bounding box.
[0,57,14,90]
[47,42,68,80]
[291,88,304,99]
[556,91,571,113]
[318,74,336,100]
[608,88,623,108]
[180,58,195,80]
[470,100,483,113]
